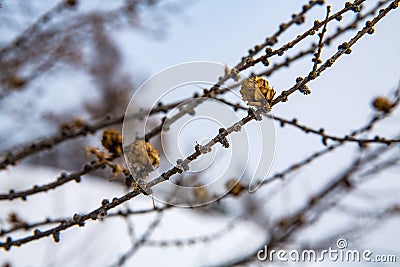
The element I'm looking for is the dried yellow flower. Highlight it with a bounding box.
[225,179,245,197]
[108,163,123,182]
[125,140,159,195]
[60,118,86,132]
[372,96,392,113]
[192,184,211,203]
[145,142,160,168]
[101,129,122,156]
[86,146,109,162]
[240,76,275,110]
[126,140,159,174]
